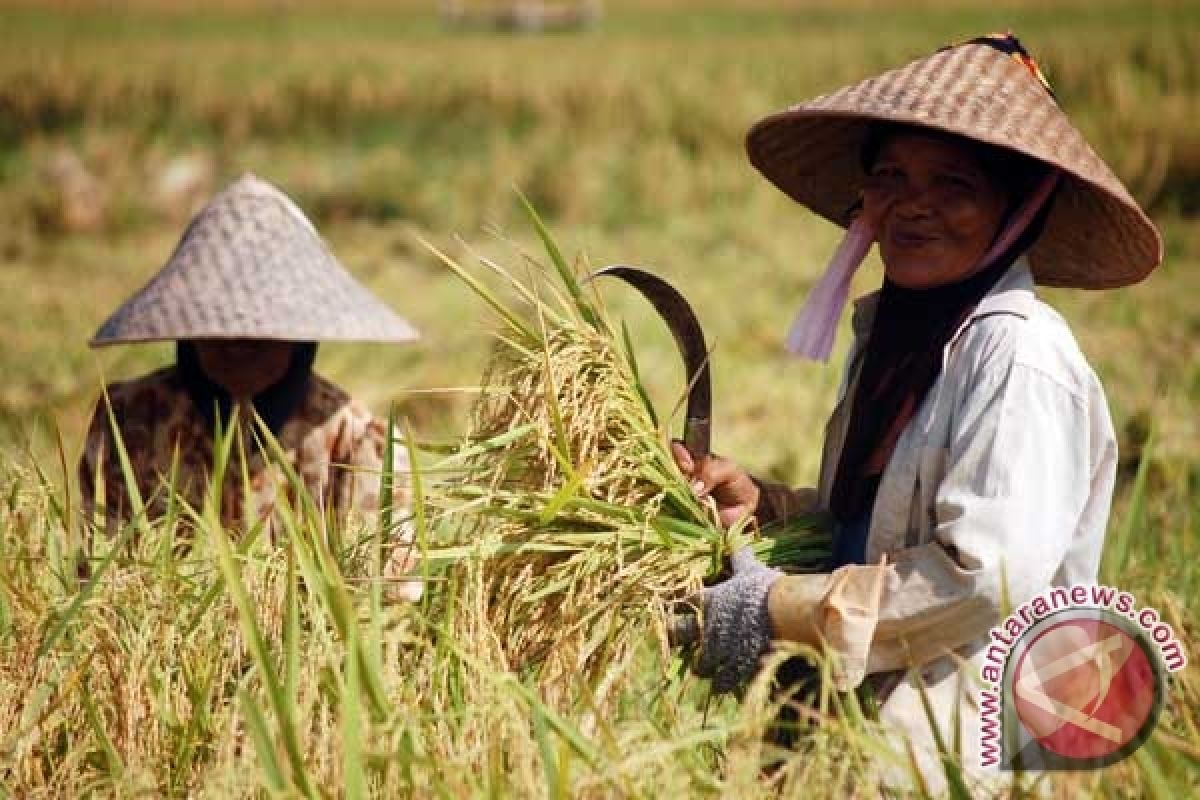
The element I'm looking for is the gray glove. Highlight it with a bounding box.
[681,548,783,693]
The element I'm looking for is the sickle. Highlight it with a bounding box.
[585,265,712,459]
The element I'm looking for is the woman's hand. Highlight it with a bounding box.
[670,442,761,529]
[668,548,783,693]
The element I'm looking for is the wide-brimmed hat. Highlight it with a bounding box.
[746,35,1162,289]
[90,173,420,346]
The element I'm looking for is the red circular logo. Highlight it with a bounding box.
[1011,618,1158,761]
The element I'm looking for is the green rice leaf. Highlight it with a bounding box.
[81,677,124,782]
[537,462,588,525]
[402,418,432,596]
[1104,422,1154,581]
[516,188,600,329]
[284,540,300,707]
[421,236,536,343]
[529,680,564,800]
[36,514,139,658]
[343,625,366,800]
[203,413,316,799]
[240,690,287,794]
[620,319,658,428]
[912,668,971,800]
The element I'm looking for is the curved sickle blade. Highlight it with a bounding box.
[585,265,712,458]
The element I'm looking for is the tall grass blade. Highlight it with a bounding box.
[52,419,76,587]
[343,624,367,800]
[36,515,138,658]
[156,442,182,573]
[1134,741,1172,800]
[538,467,588,526]
[285,540,300,707]
[201,411,316,798]
[529,683,564,800]
[516,188,599,329]
[620,319,658,428]
[402,419,432,594]
[101,384,149,540]
[537,314,578,483]
[1104,424,1155,581]
[911,669,971,800]
[420,236,536,342]
[240,691,288,794]
[369,405,396,665]
[81,677,125,783]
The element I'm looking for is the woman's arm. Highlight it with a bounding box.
[752,477,820,526]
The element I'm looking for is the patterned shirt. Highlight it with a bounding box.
[78,366,421,601]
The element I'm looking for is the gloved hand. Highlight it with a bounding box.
[671,547,783,693]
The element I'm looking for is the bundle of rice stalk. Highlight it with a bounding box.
[420,199,831,704]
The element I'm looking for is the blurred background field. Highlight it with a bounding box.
[0,0,1197,795]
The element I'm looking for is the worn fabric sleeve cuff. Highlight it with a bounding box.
[767,564,889,691]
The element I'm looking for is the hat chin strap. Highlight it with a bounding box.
[784,169,1061,362]
[973,169,1061,274]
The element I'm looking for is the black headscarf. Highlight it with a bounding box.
[176,341,318,436]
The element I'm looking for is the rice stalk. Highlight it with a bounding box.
[422,212,832,706]
[0,414,995,797]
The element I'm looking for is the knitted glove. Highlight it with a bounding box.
[693,548,783,693]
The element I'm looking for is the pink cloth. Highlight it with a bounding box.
[784,214,877,361]
[973,170,1060,274]
[785,170,1061,362]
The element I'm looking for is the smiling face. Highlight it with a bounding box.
[863,132,1011,290]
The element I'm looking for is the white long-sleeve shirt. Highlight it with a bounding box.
[762,256,1118,794]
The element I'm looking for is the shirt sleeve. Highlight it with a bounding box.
[752,477,820,525]
[768,319,1107,689]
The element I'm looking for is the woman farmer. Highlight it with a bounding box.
[80,174,423,602]
[671,35,1161,791]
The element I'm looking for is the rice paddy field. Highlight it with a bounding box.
[1,0,1198,796]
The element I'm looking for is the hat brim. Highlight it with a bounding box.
[89,174,423,346]
[745,44,1162,289]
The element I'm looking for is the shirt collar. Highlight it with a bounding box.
[849,256,1037,339]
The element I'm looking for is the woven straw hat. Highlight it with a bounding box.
[746,36,1162,289]
[90,174,420,346]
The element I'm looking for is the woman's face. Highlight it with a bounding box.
[195,339,294,398]
[863,132,1010,289]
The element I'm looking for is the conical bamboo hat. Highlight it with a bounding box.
[745,35,1162,289]
[91,174,420,346]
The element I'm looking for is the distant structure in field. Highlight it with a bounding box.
[439,1,603,33]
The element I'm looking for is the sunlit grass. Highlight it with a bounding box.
[0,2,1197,796]
[2,213,1197,796]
